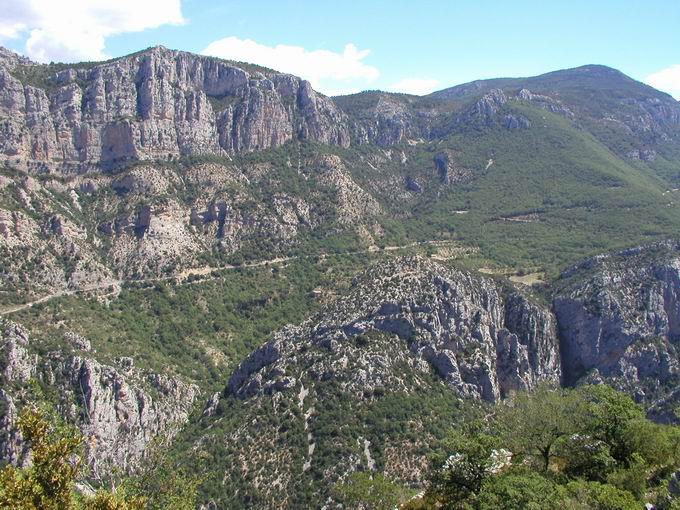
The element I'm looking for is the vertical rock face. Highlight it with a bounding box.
[0,321,36,383]
[69,357,199,473]
[498,293,561,396]
[433,151,472,185]
[0,46,350,171]
[211,247,680,507]
[228,256,561,402]
[0,318,199,473]
[554,243,680,402]
[517,88,574,118]
[346,95,420,146]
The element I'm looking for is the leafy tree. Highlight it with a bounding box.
[559,433,615,482]
[82,490,145,510]
[622,418,680,473]
[563,480,640,510]
[428,428,502,506]
[0,408,145,509]
[332,472,410,510]
[0,407,85,510]
[0,407,194,510]
[495,384,585,471]
[421,385,680,509]
[123,437,202,510]
[606,453,647,500]
[578,385,644,463]
[473,468,563,510]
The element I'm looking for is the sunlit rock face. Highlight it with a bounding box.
[0,45,350,172]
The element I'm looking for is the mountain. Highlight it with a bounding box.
[0,45,349,171]
[3,48,680,304]
[1,45,680,508]
[181,247,680,508]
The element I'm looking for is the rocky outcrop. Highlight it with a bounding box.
[0,320,36,383]
[0,46,350,172]
[70,356,199,473]
[0,318,199,473]
[462,89,508,126]
[214,245,680,507]
[433,151,472,185]
[0,144,382,290]
[218,256,561,507]
[627,148,657,162]
[618,97,680,134]
[517,88,574,118]
[405,175,423,193]
[2,49,679,174]
[315,154,381,224]
[347,94,421,146]
[503,114,531,129]
[229,256,561,402]
[554,242,680,408]
[499,293,561,395]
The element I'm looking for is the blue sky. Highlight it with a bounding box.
[2,0,680,97]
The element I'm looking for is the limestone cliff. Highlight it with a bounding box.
[554,242,680,416]
[229,256,561,402]
[0,318,199,474]
[0,46,349,172]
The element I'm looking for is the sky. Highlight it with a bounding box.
[1,0,679,98]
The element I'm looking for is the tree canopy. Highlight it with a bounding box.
[411,384,680,510]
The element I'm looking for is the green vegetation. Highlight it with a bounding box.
[0,408,142,510]
[412,384,680,509]
[337,103,680,278]
[333,472,412,509]
[10,256,362,389]
[174,342,464,508]
[5,57,680,510]
[0,408,199,510]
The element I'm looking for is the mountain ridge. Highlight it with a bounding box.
[3,45,675,102]
[2,42,680,508]
[1,45,679,174]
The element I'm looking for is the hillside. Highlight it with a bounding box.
[1,45,680,509]
[170,247,680,507]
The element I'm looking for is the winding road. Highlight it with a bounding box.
[0,240,460,316]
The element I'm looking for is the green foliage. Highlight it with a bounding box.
[0,408,145,510]
[622,418,680,470]
[0,408,203,510]
[606,453,647,500]
[579,385,645,463]
[559,434,615,482]
[81,490,145,510]
[474,468,564,510]
[123,437,201,510]
[332,472,410,510]
[429,429,501,504]
[421,385,680,509]
[335,99,680,277]
[562,480,640,510]
[495,384,586,471]
[0,408,83,510]
[11,256,353,390]
[178,368,463,508]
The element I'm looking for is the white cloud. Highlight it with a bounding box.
[388,78,440,96]
[202,37,379,94]
[645,65,680,100]
[0,0,184,63]
[322,87,363,97]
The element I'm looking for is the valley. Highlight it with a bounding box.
[1,42,679,509]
